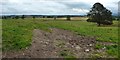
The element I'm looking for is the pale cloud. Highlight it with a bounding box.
[72,8,89,15]
[0,0,119,15]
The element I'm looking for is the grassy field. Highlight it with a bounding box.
[2,18,118,57]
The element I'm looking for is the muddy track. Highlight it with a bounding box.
[3,28,112,58]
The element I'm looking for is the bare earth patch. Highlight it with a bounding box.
[2,28,116,58]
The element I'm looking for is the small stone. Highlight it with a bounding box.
[89,44,92,46]
[40,41,43,43]
[45,42,49,45]
[43,52,46,53]
[71,45,74,48]
[66,43,70,45]
[54,52,57,53]
[76,45,81,50]
[102,47,106,49]
[50,28,53,31]
[85,49,90,52]
[23,53,25,55]
[45,54,47,56]
[26,47,28,49]
[73,43,76,45]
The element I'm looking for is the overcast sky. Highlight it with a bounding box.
[0,0,119,15]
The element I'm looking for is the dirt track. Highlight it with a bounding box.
[2,28,101,58]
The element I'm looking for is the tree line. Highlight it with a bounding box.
[2,15,73,21]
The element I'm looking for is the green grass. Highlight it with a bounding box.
[0,19,2,51]
[2,18,118,57]
[95,44,104,49]
[106,44,118,57]
[94,43,118,57]
[59,49,76,59]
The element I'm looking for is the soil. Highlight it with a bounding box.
[2,28,115,58]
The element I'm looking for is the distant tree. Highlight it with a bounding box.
[33,16,35,19]
[21,15,25,19]
[54,16,57,20]
[87,2,113,26]
[43,16,45,18]
[66,15,71,21]
[15,16,19,19]
[12,17,15,19]
[2,16,7,19]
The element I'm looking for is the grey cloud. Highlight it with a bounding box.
[58,2,91,9]
[0,0,118,15]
